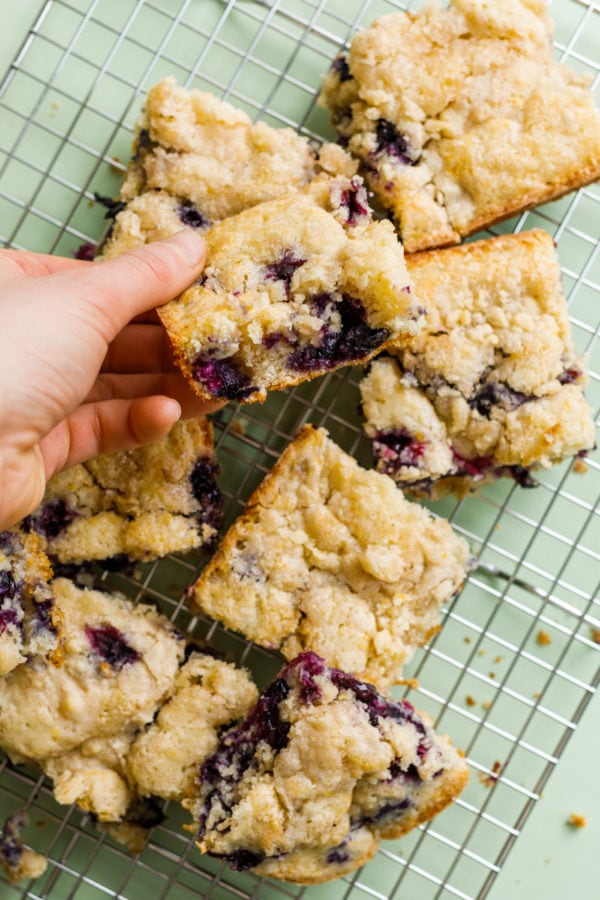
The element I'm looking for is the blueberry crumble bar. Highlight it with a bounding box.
[191,425,469,688]
[360,230,596,498]
[158,176,422,404]
[318,0,600,252]
[0,526,60,676]
[189,651,469,884]
[100,77,357,258]
[29,418,222,565]
[127,651,258,802]
[0,811,47,885]
[0,577,258,846]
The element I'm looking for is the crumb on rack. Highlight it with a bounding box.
[478,760,503,787]
[494,655,503,664]
[537,630,552,646]
[465,694,477,707]
[482,700,491,711]
[398,677,419,690]
[567,813,587,828]
[463,636,471,644]
[591,628,600,645]
[573,457,588,474]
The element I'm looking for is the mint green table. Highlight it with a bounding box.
[0,3,598,899]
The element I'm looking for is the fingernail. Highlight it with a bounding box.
[164,229,206,267]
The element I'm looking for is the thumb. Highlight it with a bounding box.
[51,229,206,341]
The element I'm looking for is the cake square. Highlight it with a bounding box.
[318,0,600,252]
[190,651,468,884]
[360,230,596,498]
[158,176,423,404]
[100,76,357,258]
[28,417,222,565]
[190,425,469,688]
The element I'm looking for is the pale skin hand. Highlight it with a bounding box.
[0,230,223,532]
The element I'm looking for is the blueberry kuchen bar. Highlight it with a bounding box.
[318,0,600,252]
[189,651,469,884]
[28,418,222,565]
[100,76,357,257]
[360,230,596,498]
[157,175,423,404]
[0,578,257,852]
[190,425,469,688]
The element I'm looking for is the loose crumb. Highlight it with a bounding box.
[567,813,587,828]
[478,649,486,656]
[590,628,600,645]
[465,694,477,707]
[482,700,491,710]
[478,760,503,787]
[573,457,588,474]
[398,677,419,690]
[109,157,123,175]
[463,636,472,644]
[494,655,503,664]
[488,671,496,679]
[537,630,552,646]
[230,417,248,436]
[533,692,542,699]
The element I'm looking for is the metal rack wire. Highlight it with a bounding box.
[0,1,599,898]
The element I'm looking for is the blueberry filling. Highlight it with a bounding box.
[132,129,153,163]
[372,428,426,473]
[85,624,141,671]
[221,848,267,871]
[0,607,20,635]
[192,357,257,401]
[373,119,414,165]
[93,192,127,220]
[326,844,350,865]
[73,242,97,261]
[30,599,57,637]
[469,382,529,418]
[190,459,223,527]
[331,55,352,82]
[558,366,582,385]
[177,200,211,230]
[0,812,25,869]
[287,294,389,372]
[0,570,16,601]
[34,499,77,540]
[451,450,494,479]
[353,797,414,828]
[336,176,370,227]
[263,250,306,297]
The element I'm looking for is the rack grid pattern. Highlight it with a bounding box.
[0,1,599,898]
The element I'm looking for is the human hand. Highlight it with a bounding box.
[0,230,222,531]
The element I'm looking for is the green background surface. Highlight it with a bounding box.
[0,1,598,898]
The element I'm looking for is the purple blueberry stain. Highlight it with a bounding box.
[558,366,583,385]
[0,607,20,635]
[93,192,127,220]
[190,458,223,529]
[0,570,16,601]
[0,811,26,870]
[219,849,267,871]
[177,200,211,230]
[335,176,370,227]
[372,428,427,474]
[263,250,306,298]
[469,382,529,418]
[287,294,389,373]
[73,242,97,261]
[331,55,353,82]
[192,356,257,401]
[372,119,414,165]
[34,498,77,540]
[30,598,57,637]
[85,623,141,671]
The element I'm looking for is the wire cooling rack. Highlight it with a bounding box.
[0,1,599,898]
